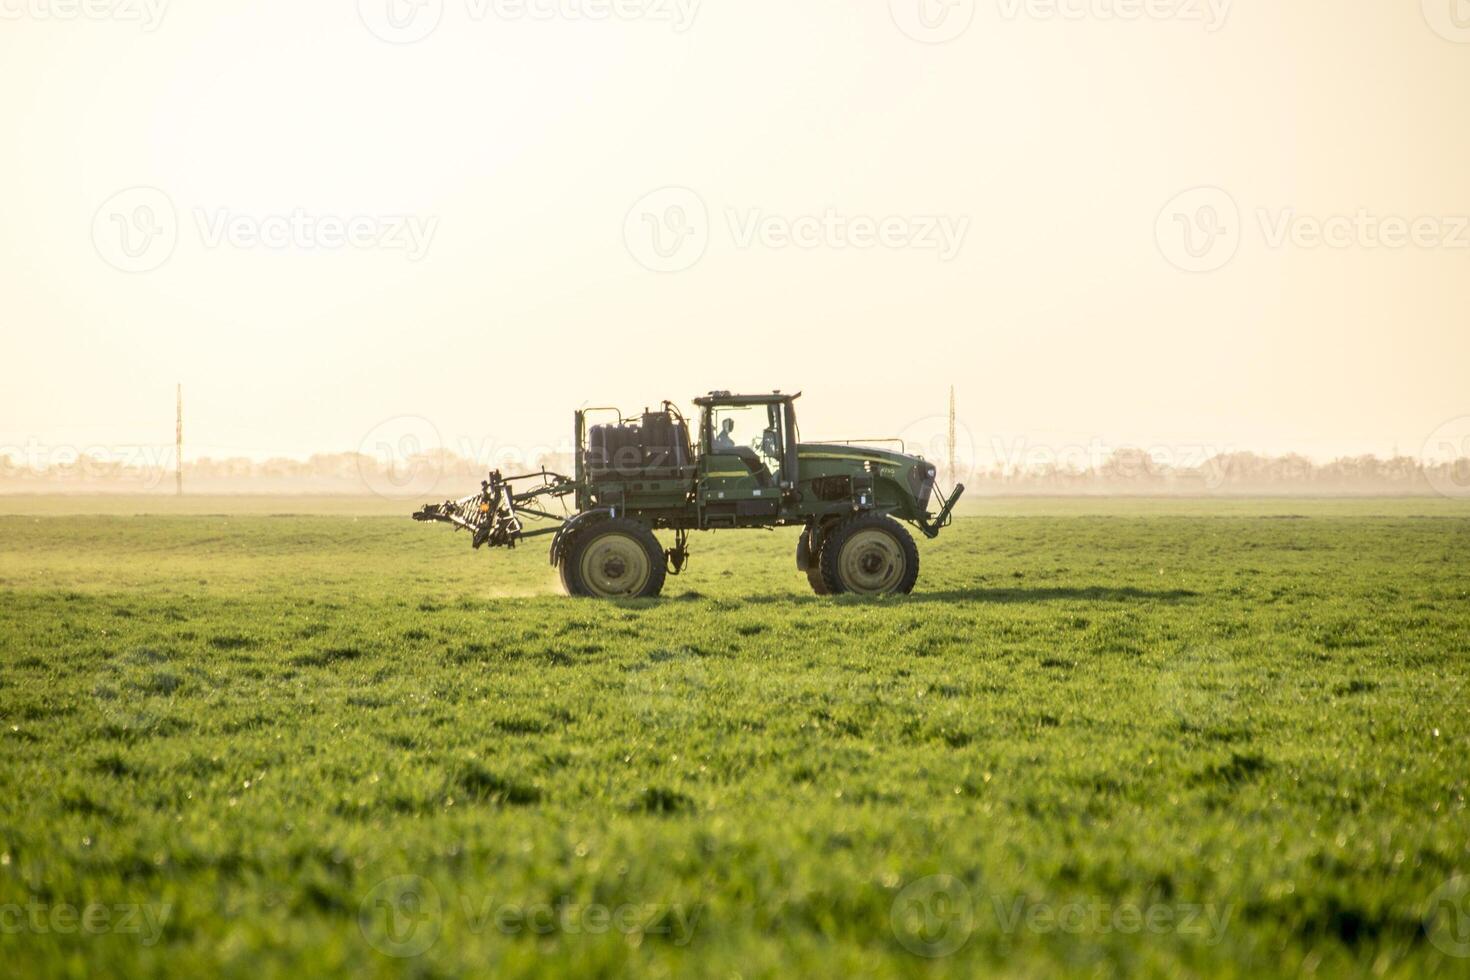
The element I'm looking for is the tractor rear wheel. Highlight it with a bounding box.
[562,519,667,599]
[819,514,920,596]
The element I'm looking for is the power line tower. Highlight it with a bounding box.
[175,383,183,497]
[947,385,956,485]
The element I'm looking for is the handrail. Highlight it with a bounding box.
[581,406,625,426]
[808,437,908,453]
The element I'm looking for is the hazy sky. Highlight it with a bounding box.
[3,1,1468,467]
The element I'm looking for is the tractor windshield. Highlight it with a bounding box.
[708,403,784,481]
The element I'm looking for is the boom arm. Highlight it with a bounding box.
[413,470,576,549]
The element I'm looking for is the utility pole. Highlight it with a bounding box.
[175,383,183,496]
[947,385,956,485]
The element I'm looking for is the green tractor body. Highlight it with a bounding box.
[414,391,964,598]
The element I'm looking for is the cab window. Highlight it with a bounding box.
[708,404,783,480]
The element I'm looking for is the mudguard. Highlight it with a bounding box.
[548,508,617,568]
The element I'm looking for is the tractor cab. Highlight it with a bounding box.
[693,391,799,527]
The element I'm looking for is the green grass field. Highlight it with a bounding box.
[2,498,1469,978]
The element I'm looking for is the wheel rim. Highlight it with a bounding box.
[579,533,652,597]
[837,528,906,594]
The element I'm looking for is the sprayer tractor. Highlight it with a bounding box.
[413,392,964,598]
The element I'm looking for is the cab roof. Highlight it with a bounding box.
[693,391,801,407]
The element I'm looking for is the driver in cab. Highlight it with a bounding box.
[713,418,737,452]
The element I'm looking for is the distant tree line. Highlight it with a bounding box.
[1,447,1466,497]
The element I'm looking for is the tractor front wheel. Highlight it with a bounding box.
[819,514,920,596]
[562,519,667,599]
[800,524,833,595]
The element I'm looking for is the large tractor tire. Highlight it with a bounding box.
[819,514,920,596]
[561,519,667,599]
[799,525,833,595]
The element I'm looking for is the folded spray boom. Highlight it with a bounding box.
[412,469,576,550]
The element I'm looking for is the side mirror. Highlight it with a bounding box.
[761,428,780,458]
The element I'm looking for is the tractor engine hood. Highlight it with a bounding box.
[796,443,939,513]
[796,443,920,469]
